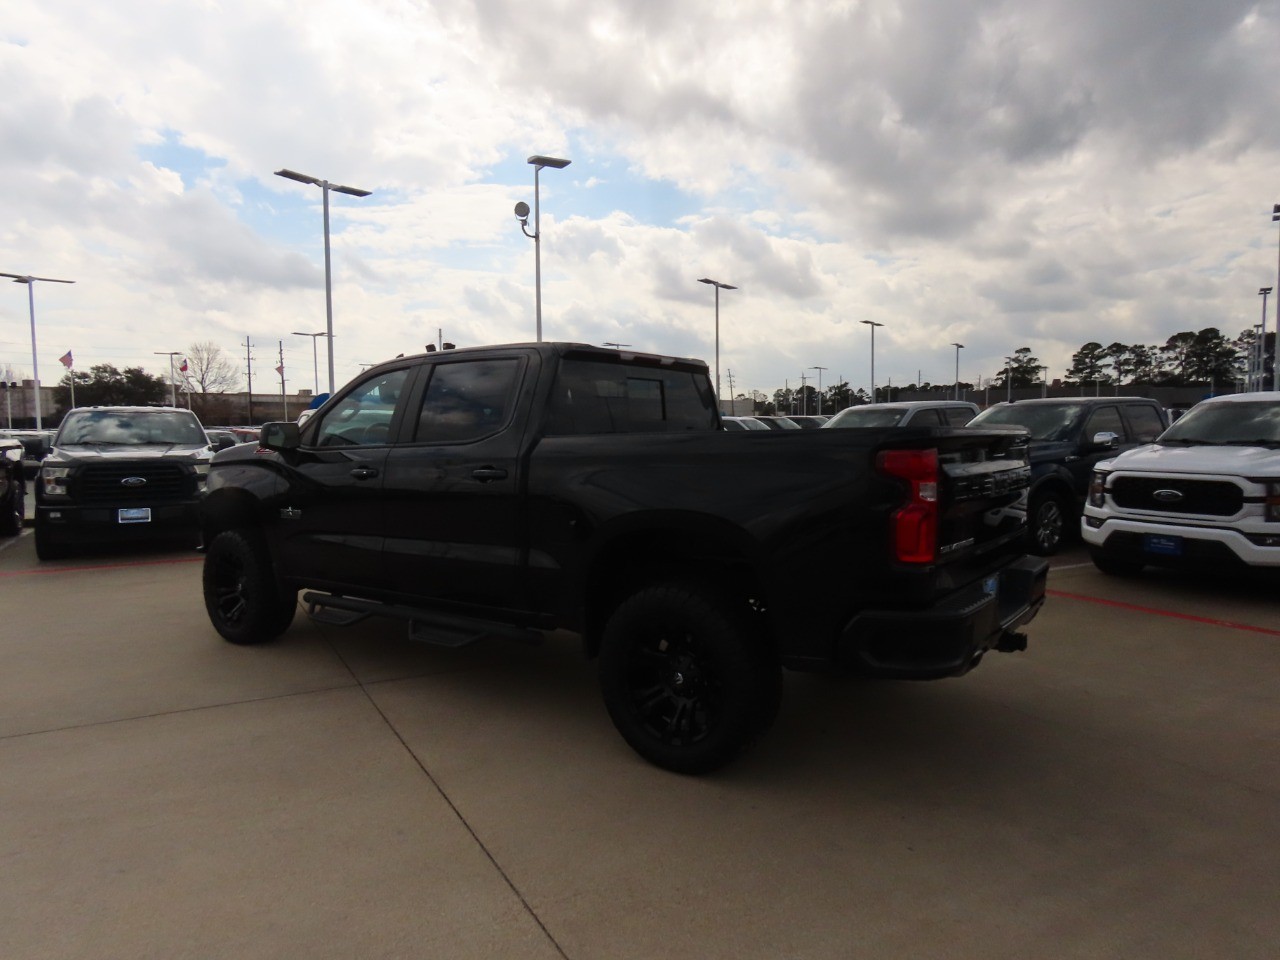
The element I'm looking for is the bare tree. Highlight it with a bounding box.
[181,342,241,395]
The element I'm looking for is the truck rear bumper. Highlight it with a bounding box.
[836,556,1048,679]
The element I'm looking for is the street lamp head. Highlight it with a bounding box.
[0,272,74,284]
[1273,203,1280,222]
[1260,287,1273,296]
[697,278,738,290]
[275,169,370,197]
[274,168,321,186]
[860,319,884,328]
[527,155,571,169]
[513,201,530,221]
[952,342,964,349]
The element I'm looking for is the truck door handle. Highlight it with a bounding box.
[471,467,508,482]
[350,466,379,480]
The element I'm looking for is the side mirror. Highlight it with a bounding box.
[259,422,301,451]
[1091,431,1120,450]
[210,436,236,452]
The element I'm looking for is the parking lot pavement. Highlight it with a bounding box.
[1,531,1277,959]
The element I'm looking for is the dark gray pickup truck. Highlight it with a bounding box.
[200,342,1047,773]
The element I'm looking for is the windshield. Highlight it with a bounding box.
[57,410,207,446]
[1160,401,1280,446]
[823,407,909,428]
[969,403,1084,441]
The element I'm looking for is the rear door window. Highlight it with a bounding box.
[907,409,944,426]
[1123,404,1165,442]
[545,360,718,434]
[944,407,976,426]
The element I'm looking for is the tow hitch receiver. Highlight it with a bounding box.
[997,631,1028,653]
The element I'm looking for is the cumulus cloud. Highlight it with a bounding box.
[3,0,1280,395]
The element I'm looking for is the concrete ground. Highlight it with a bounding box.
[0,519,1276,960]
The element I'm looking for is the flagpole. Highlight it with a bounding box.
[59,351,75,410]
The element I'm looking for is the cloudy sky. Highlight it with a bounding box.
[3,0,1280,405]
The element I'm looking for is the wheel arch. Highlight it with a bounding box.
[579,516,766,659]
[200,487,268,544]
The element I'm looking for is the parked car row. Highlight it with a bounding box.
[732,393,1279,574]
[18,385,1278,578]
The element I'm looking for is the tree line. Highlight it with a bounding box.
[749,326,1273,414]
[44,341,243,423]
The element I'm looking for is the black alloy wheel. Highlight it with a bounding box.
[599,583,778,775]
[203,529,296,645]
[1029,491,1071,556]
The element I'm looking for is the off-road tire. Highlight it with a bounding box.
[203,529,297,645]
[599,583,781,775]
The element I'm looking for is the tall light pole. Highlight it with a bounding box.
[951,342,964,400]
[1,272,75,430]
[1272,203,1280,388]
[1040,365,1050,399]
[860,320,884,401]
[1005,356,1015,403]
[1259,288,1273,392]
[292,331,327,395]
[274,168,371,395]
[154,351,181,407]
[809,366,827,415]
[514,155,571,342]
[697,278,738,407]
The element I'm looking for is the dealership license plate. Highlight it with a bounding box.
[1143,534,1183,557]
[118,507,152,524]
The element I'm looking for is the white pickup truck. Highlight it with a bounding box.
[1081,393,1280,575]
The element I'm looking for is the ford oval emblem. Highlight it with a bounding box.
[1152,488,1183,503]
[121,476,147,487]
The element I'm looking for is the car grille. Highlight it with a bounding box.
[1111,476,1243,516]
[75,463,191,503]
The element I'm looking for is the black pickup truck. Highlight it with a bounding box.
[201,343,1047,773]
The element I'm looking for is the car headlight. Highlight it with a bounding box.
[194,463,211,493]
[1088,470,1107,508]
[42,466,71,497]
[1267,481,1280,522]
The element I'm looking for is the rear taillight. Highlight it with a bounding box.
[877,448,939,564]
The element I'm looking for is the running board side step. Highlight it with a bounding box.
[301,592,542,648]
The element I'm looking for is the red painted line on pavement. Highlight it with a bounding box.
[0,556,202,577]
[1048,588,1280,637]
